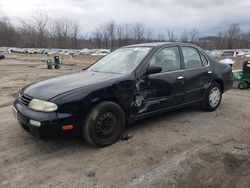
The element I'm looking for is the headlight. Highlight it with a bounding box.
[28,99,58,112]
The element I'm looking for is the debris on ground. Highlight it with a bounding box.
[121,132,133,141]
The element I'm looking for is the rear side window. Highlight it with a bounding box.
[182,47,202,69]
[200,53,209,66]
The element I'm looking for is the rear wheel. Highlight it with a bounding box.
[238,82,247,90]
[201,82,222,111]
[55,65,60,69]
[83,101,125,148]
[244,81,250,89]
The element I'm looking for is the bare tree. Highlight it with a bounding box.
[123,24,133,45]
[181,29,189,42]
[0,17,18,46]
[157,32,165,42]
[19,19,37,47]
[167,29,176,42]
[146,28,153,42]
[3,14,250,50]
[99,24,109,48]
[116,24,124,47]
[93,28,102,48]
[216,31,226,49]
[189,28,199,42]
[32,12,49,47]
[71,21,80,48]
[61,20,72,47]
[51,19,63,48]
[226,23,241,49]
[50,19,73,48]
[240,31,250,48]
[106,21,116,49]
[132,23,145,43]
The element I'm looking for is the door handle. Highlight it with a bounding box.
[177,76,184,80]
[208,71,213,74]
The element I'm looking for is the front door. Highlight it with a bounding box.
[135,46,185,115]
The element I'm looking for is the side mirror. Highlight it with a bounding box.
[144,66,162,75]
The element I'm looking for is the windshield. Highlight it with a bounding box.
[89,47,151,74]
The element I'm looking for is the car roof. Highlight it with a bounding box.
[124,42,198,48]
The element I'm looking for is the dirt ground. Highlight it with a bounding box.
[1,58,250,188]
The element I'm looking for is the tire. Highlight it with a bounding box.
[244,81,250,89]
[47,65,52,69]
[55,65,60,69]
[83,101,125,148]
[201,82,222,112]
[238,82,247,90]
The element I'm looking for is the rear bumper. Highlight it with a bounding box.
[13,100,81,139]
[223,71,234,93]
[224,78,233,92]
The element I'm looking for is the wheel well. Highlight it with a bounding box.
[87,98,129,124]
[213,79,224,93]
[101,98,127,114]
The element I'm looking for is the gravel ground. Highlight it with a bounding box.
[0,59,250,188]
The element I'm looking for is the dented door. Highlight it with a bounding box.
[134,46,185,115]
[134,71,185,115]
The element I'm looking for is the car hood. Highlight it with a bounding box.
[22,70,121,101]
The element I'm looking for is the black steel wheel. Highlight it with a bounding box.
[95,112,118,139]
[83,101,125,148]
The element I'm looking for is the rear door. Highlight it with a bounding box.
[135,46,185,115]
[181,46,213,102]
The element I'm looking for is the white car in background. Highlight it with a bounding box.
[91,49,110,56]
[91,51,109,56]
[79,48,91,55]
[245,53,250,58]
[210,50,222,58]
[221,50,238,58]
[236,51,246,57]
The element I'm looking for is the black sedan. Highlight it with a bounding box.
[12,43,233,147]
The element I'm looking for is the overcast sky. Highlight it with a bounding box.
[1,0,250,37]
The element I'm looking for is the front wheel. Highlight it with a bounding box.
[201,82,222,111]
[83,101,125,148]
[47,65,52,69]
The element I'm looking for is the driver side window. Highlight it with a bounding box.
[150,46,181,73]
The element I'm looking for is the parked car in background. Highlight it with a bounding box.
[0,52,5,59]
[236,51,246,57]
[208,50,222,58]
[79,48,91,55]
[221,50,238,57]
[244,52,250,58]
[91,51,110,56]
[12,42,233,148]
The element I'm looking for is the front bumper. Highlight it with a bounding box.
[13,100,81,139]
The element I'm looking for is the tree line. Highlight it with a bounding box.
[1,13,250,50]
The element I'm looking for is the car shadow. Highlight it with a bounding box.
[127,105,202,131]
